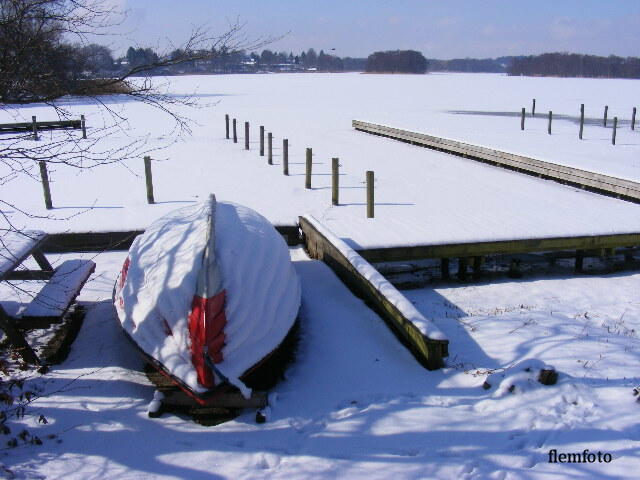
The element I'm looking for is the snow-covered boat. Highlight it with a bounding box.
[113,195,301,409]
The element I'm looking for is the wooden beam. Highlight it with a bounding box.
[356,232,640,263]
[299,216,448,370]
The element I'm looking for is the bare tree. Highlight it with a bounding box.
[0,0,272,233]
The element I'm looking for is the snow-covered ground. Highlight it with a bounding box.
[1,73,638,249]
[1,73,639,479]
[2,249,639,479]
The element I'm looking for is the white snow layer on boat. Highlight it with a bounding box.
[302,215,447,341]
[115,200,301,393]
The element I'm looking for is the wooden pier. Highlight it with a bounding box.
[353,119,640,203]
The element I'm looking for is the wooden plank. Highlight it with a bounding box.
[21,260,96,327]
[0,120,81,132]
[42,226,301,253]
[299,216,448,371]
[356,233,640,263]
[352,120,640,202]
[0,306,40,365]
[0,230,48,281]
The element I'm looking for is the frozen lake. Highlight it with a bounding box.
[2,73,639,248]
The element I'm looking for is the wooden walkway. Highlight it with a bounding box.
[353,119,640,203]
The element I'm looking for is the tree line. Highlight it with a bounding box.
[507,53,640,79]
[365,50,428,73]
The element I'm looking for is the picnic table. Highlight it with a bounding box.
[0,230,95,364]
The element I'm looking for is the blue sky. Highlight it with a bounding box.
[104,1,640,58]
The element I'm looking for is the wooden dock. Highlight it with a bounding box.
[353,119,640,203]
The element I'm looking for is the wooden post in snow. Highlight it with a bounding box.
[332,158,339,205]
[268,132,273,164]
[305,148,312,189]
[260,126,265,156]
[366,170,374,218]
[32,116,38,140]
[225,114,229,139]
[579,104,585,139]
[520,108,525,130]
[603,105,608,127]
[612,117,618,145]
[232,119,237,143]
[81,115,87,139]
[532,99,536,117]
[548,111,552,135]
[144,156,155,204]
[39,161,53,210]
[632,107,636,131]
[244,122,249,150]
[283,139,289,175]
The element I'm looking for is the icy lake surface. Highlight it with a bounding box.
[1,73,638,248]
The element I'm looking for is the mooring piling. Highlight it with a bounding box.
[612,117,618,145]
[548,111,552,134]
[244,122,249,150]
[520,108,525,130]
[305,148,312,189]
[332,158,339,205]
[283,139,289,175]
[268,132,273,164]
[32,116,38,141]
[579,104,585,139]
[532,98,536,117]
[38,161,52,209]
[632,107,636,131]
[366,170,374,218]
[232,119,237,143]
[81,115,87,139]
[603,105,608,127]
[225,114,229,139]
[260,126,265,156]
[144,156,155,204]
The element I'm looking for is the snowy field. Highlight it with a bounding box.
[2,249,639,479]
[1,73,639,479]
[1,73,639,249]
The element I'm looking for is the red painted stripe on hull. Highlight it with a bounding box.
[188,290,227,388]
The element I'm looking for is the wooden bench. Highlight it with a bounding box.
[20,259,95,329]
[1,230,94,363]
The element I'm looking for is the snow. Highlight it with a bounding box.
[0,230,46,280]
[2,250,639,479]
[114,198,300,394]
[1,72,639,479]
[1,73,638,250]
[302,214,446,341]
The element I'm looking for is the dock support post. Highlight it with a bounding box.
[457,257,468,281]
[520,108,525,130]
[603,105,608,127]
[144,156,155,204]
[232,119,237,143]
[39,161,53,210]
[366,171,374,218]
[225,114,229,139]
[632,107,637,131]
[283,139,289,175]
[244,122,249,150]
[532,98,536,117]
[332,158,339,205]
[548,111,552,134]
[305,148,312,189]
[579,104,584,139]
[268,132,273,164]
[441,258,450,280]
[575,250,584,273]
[612,117,617,145]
